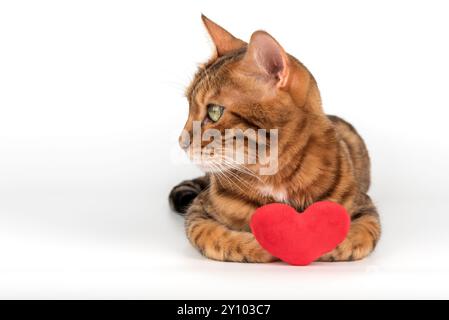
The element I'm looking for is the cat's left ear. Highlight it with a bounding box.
[242,31,290,89]
[201,14,246,57]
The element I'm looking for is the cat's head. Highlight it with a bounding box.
[179,15,322,176]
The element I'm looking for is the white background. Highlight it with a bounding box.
[1,0,449,299]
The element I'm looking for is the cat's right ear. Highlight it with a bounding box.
[201,14,246,57]
[242,31,291,89]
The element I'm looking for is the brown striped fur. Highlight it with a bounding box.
[169,16,381,263]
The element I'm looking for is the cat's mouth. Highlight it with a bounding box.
[185,144,279,176]
[189,148,238,173]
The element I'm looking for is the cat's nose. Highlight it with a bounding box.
[179,135,191,150]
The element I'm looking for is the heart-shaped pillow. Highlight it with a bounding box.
[250,201,350,266]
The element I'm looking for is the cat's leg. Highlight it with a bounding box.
[319,194,381,262]
[185,194,276,263]
[169,175,210,215]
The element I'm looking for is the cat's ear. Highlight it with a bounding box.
[201,14,246,57]
[242,31,290,88]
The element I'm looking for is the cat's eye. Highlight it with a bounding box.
[207,104,224,122]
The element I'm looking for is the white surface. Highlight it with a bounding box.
[1,0,449,299]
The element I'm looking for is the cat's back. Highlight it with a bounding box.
[327,115,371,193]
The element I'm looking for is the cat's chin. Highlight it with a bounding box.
[196,162,260,177]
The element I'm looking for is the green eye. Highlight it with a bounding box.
[207,104,224,122]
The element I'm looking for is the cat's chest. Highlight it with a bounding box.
[257,185,289,203]
[256,185,309,211]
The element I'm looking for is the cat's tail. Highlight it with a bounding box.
[184,194,276,263]
[169,175,210,215]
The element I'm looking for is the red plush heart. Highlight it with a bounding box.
[250,201,350,266]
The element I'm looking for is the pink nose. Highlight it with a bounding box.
[179,135,190,150]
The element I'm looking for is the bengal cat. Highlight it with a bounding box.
[169,15,380,263]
